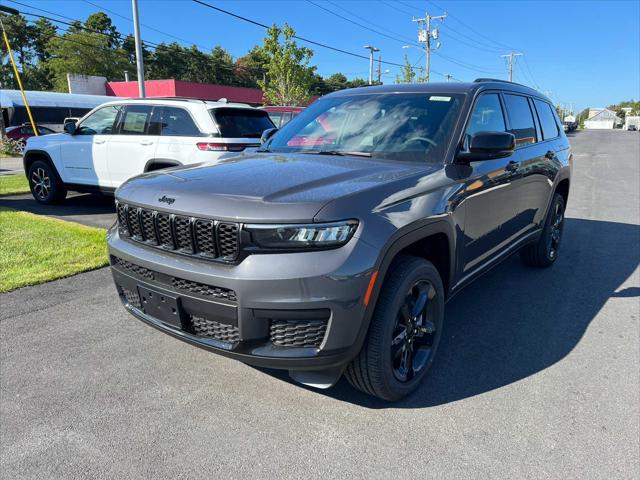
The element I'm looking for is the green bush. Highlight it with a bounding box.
[0,137,23,157]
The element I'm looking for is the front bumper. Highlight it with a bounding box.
[107,227,380,371]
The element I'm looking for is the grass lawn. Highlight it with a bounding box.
[0,174,30,196]
[0,207,108,293]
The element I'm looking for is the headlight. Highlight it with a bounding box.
[245,220,358,250]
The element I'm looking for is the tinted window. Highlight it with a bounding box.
[212,108,275,138]
[70,108,92,118]
[466,94,506,137]
[503,94,537,146]
[11,106,70,125]
[268,93,465,163]
[120,105,152,135]
[534,99,559,140]
[76,105,121,135]
[159,107,200,136]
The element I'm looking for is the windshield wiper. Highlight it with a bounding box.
[302,150,372,158]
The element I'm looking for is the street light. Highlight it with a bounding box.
[363,45,379,85]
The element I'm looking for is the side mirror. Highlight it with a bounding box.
[457,131,515,162]
[64,121,77,135]
[261,127,278,144]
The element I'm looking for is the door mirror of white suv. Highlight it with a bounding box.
[261,128,278,144]
[64,121,77,135]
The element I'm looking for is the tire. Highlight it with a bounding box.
[520,193,565,268]
[345,256,445,401]
[28,160,67,204]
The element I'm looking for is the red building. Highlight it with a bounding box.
[106,79,265,105]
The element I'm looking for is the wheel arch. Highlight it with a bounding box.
[23,149,56,175]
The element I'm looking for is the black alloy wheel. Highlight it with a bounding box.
[391,280,438,382]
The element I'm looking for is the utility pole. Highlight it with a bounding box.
[445,74,453,82]
[412,11,446,83]
[376,55,382,84]
[363,45,379,85]
[131,0,146,97]
[501,51,522,82]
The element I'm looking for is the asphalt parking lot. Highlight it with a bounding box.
[1,130,638,479]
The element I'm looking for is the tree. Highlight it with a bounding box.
[258,24,315,106]
[235,46,268,88]
[84,12,121,48]
[325,73,348,92]
[45,30,130,91]
[0,14,53,90]
[395,55,415,84]
[346,78,368,88]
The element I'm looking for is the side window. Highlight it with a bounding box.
[76,105,121,135]
[534,99,559,140]
[466,93,506,138]
[158,107,200,136]
[119,105,153,135]
[503,94,537,146]
[268,112,283,127]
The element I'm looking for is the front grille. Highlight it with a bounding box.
[172,277,236,301]
[116,202,240,262]
[140,209,157,244]
[113,257,154,280]
[269,319,328,348]
[120,286,142,309]
[189,315,239,343]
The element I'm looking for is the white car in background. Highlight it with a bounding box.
[22,98,275,204]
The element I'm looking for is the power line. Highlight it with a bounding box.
[306,0,420,48]
[325,0,417,45]
[191,0,409,69]
[79,0,211,51]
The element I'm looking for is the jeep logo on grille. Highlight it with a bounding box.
[158,195,175,205]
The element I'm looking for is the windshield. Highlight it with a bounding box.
[267,92,464,163]
[211,108,275,138]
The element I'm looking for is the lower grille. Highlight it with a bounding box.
[269,319,328,348]
[113,257,154,280]
[120,287,142,309]
[189,315,239,343]
[112,256,236,303]
[171,277,237,301]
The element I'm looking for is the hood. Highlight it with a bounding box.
[116,152,432,222]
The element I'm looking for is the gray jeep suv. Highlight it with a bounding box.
[108,80,571,401]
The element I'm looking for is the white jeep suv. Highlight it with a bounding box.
[23,98,275,204]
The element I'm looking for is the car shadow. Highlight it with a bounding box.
[0,192,116,229]
[259,218,640,408]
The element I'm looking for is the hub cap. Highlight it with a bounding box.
[31,167,51,200]
[391,280,437,382]
[547,202,564,259]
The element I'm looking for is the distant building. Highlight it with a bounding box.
[624,116,640,130]
[584,108,618,129]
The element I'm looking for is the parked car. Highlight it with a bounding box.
[628,124,637,131]
[108,80,571,401]
[261,106,304,128]
[22,98,275,204]
[5,124,56,152]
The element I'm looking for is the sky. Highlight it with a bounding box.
[11,0,640,113]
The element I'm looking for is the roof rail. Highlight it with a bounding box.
[127,96,220,103]
[473,78,532,89]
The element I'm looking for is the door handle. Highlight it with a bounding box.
[94,139,105,144]
[140,140,154,146]
[505,161,519,173]
[544,150,555,159]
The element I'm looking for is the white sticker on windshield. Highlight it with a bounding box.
[429,96,452,102]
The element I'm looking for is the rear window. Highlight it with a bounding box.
[533,99,559,140]
[211,108,274,138]
[503,94,537,147]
